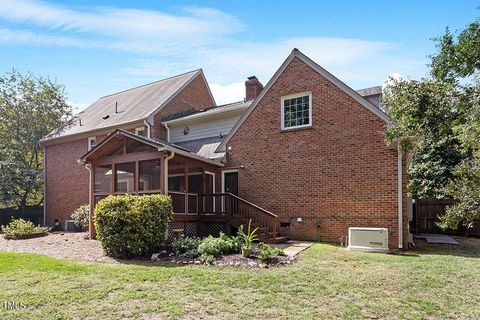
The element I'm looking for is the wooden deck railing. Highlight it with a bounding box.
[197,193,278,241]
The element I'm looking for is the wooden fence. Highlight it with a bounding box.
[414,199,480,235]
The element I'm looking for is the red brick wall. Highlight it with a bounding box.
[225,57,408,249]
[152,74,215,140]
[44,138,89,226]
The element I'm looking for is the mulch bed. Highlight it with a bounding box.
[151,252,296,268]
[4,232,49,240]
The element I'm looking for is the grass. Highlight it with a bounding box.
[0,240,479,319]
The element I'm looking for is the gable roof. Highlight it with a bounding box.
[217,49,390,152]
[42,69,214,143]
[79,129,223,167]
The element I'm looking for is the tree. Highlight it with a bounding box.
[382,78,467,198]
[385,18,480,235]
[0,70,72,208]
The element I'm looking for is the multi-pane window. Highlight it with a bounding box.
[135,127,146,137]
[88,137,97,150]
[281,92,312,129]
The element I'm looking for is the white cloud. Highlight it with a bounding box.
[210,82,245,105]
[0,0,243,53]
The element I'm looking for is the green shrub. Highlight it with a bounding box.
[197,233,241,262]
[71,204,89,230]
[94,194,172,259]
[1,219,48,239]
[172,236,201,258]
[257,243,286,261]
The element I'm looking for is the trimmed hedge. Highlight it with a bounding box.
[1,218,48,239]
[94,194,172,259]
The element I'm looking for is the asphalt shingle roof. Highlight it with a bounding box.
[42,69,201,141]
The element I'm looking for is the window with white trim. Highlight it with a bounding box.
[281,92,312,130]
[88,137,97,150]
[135,127,146,137]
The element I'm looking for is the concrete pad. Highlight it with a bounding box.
[414,234,459,245]
[271,241,314,256]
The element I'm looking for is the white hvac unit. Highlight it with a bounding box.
[347,227,389,252]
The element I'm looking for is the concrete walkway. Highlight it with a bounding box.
[271,240,314,256]
[414,234,460,245]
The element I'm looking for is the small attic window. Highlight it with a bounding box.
[135,127,146,137]
[103,115,110,120]
[88,137,97,151]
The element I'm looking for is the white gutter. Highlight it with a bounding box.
[163,122,171,143]
[164,150,175,194]
[144,119,152,139]
[397,145,403,249]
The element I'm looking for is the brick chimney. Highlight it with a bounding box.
[245,76,263,101]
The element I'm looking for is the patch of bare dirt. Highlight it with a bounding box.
[0,232,118,263]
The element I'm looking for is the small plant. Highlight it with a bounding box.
[256,243,286,261]
[71,204,89,231]
[197,233,242,263]
[237,220,259,257]
[272,247,285,256]
[1,219,48,239]
[172,236,201,258]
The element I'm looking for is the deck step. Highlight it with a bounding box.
[264,236,289,244]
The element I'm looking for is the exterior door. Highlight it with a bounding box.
[223,171,238,213]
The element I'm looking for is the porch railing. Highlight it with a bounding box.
[197,193,278,241]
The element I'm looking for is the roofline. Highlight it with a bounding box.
[40,118,146,145]
[79,129,224,167]
[100,69,203,99]
[162,101,249,125]
[217,49,390,152]
[356,85,383,97]
[146,70,215,125]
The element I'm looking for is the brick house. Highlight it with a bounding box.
[41,49,408,249]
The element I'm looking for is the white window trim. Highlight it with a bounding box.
[88,137,97,151]
[135,127,145,136]
[280,91,312,130]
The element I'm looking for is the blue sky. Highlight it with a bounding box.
[0,1,477,110]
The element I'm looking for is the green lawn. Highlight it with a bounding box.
[1,240,479,320]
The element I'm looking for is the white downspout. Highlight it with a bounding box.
[164,150,175,194]
[163,122,171,143]
[397,145,403,249]
[43,145,47,226]
[84,163,93,239]
[144,119,152,139]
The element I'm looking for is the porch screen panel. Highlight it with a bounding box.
[94,165,112,193]
[139,159,161,191]
[188,165,203,213]
[168,160,185,213]
[115,162,135,193]
[168,160,185,192]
